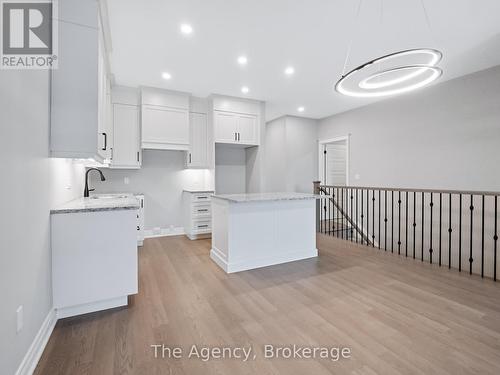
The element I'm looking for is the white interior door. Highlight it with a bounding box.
[323,141,347,186]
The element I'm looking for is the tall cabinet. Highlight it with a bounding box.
[51,0,111,162]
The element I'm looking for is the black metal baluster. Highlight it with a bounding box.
[413,191,416,259]
[341,188,344,239]
[481,195,485,278]
[372,189,375,247]
[335,188,338,237]
[356,189,359,243]
[361,189,364,245]
[439,193,442,267]
[405,191,409,257]
[350,189,354,241]
[459,194,462,272]
[329,187,332,236]
[469,194,474,275]
[398,191,401,255]
[421,192,424,261]
[384,190,388,251]
[429,192,433,264]
[378,190,381,249]
[391,191,394,253]
[366,189,370,246]
[494,196,498,281]
[448,193,452,269]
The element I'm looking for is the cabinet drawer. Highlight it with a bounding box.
[192,205,211,217]
[192,220,211,233]
[190,193,212,202]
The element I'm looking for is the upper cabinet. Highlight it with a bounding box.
[187,112,209,168]
[141,88,190,150]
[213,96,260,146]
[51,0,111,162]
[110,87,141,169]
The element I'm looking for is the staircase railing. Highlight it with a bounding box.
[314,182,500,281]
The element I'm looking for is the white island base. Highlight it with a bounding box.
[210,193,320,273]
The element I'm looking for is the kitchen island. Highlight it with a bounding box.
[210,192,321,273]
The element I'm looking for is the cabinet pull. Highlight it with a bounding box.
[102,132,107,151]
[198,209,208,212]
[137,226,140,231]
[197,196,208,199]
[137,151,140,162]
[141,199,144,208]
[189,153,192,164]
[198,224,209,228]
[238,132,240,141]
[234,132,237,141]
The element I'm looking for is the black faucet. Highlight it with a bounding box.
[84,168,106,197]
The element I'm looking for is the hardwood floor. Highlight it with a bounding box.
[35,234,500,375]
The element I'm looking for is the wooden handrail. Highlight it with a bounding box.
[319,185,500,197]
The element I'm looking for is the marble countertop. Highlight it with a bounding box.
[51,193,140,214]
[212,192,321,203]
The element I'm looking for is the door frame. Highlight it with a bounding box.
[318,135,350,186]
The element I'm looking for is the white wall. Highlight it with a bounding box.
[214,145,246,194]
[90,150,210,231]
[318,65,500,191]
[263,116,318,193]
[0,70,84,375]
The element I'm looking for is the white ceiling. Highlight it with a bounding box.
[106,0,500,121]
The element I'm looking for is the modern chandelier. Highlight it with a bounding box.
[335,0,443,98]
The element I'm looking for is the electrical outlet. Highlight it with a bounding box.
[16,305,23,333]
[124,177,130,185]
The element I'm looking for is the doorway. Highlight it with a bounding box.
[319,136,349,186]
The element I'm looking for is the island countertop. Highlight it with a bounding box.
[51,194,140,214]
[212,192,321,203]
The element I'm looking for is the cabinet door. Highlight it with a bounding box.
[142,105,189,150]
[214,111,238,144]
[111,104,141,168]
[188,113,209,168]
[97,30,111,160]
[237,114,258,145]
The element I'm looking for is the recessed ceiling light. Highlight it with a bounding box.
[180,23,193,35]
[241,86,249,94]
[297,106,305,112]
[237,56,248,65]
[162,72,172,80]
[284,66,295,76]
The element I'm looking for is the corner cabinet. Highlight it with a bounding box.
[141,88,190,150]
[51,2,111,162]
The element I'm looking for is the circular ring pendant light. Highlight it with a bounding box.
[335,1,443,98]
[336,49,443,98]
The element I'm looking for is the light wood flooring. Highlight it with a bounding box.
[35,234,500,375]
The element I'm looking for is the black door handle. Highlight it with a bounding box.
[102,132,107,151]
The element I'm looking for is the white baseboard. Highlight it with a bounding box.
[144,226,184,239]
[15,309,57,375]
[56,296,128,319]
[210,247,318,274]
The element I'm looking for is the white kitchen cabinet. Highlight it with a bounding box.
[141,88,190,150]
[51,4,111,162]
[51,208,138,318]
[111,104,141,169]
[187,112,209,168]
[214,111,259,146]
[183,191,214,240]
[136,194,145,246]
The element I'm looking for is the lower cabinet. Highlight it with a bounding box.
[183,191,214,240]
[51,209,138,318]
[111,104,141,168]
[136,194,145,246]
